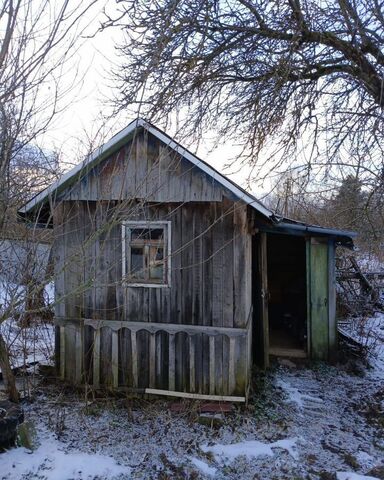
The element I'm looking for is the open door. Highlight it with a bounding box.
[307,238,329,360]
[253,233,335,364]
[266,233,308,358]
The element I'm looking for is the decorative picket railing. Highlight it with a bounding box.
[55,315,252,398]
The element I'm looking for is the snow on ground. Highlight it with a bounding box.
[190,457,217,477]
[0,345,382,480]
[339,311,384,380]
[0,277,383,479]
[354,252,384,274]
[0,317,54,371]
[201,437,299,463]
[0,280,54,373]
[275,378,324,410]
[1,430,129,479]
[337,473,381,480]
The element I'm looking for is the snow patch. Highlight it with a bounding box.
[337,472,380,480]
[190,457,217,477]
[201,437,299,464]
[277,379,323,409]
[356,451,375,469]
[0,434,130,479]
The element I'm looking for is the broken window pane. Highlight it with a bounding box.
[131,228,163,241]
[131,247,145,279]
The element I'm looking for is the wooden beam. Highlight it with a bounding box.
[57,318,248,337]
[144,388,245,403]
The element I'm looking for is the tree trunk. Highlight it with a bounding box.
[0,332,19,403]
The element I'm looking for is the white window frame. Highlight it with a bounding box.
[122,221,171,288]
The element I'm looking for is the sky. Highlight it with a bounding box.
[38,1,258,194]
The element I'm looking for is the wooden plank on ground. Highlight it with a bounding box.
[144,388,245,403]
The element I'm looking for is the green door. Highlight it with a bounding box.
[307,239,329,360]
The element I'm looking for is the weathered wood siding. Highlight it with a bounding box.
[53,130,253,396]
[60,129,236,204]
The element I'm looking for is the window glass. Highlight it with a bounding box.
[131,247,145,279]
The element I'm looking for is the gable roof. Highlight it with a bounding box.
[18,118,356,247]
[19,118,273,218]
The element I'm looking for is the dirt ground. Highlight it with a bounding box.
[1,353,383,480]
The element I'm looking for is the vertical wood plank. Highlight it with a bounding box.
[310,239,329,360]
[112,330,119,388]
[75,326,82,384]
[209,336,215,395]
[189,335,195,393]
[229,337,236,394]
[222,200,234,327]
[168,333,175,391]
[131,330,138,388]
[233,204,251,328]
[328,240,337,361]
[155,332,162,389]
[93,329,100,388]
[202,204,213,327]
[60,326,65,379]
[259,232,269,369]
[135,129,148,198]
[149,333,156,388]
[192,207,203,325]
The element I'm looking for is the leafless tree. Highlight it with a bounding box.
[0,0,99,402]
[104,0,384,189]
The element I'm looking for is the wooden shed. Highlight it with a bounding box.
[19,119,355,401]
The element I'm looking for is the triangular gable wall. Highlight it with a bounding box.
[60,128,237,204]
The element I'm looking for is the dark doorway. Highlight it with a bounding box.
[267,234,307,356]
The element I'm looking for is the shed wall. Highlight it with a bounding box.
[53,199,252,396]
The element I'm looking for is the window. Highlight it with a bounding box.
[122,222,171,287]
